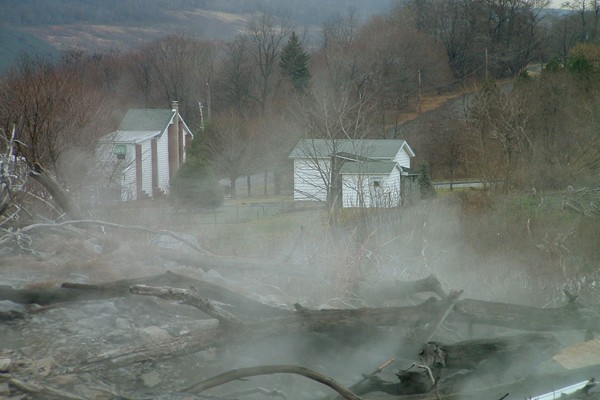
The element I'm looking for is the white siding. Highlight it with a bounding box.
[141,140,152,196]
[156,129,170,194]
[121,144,137,201]
[341,169,401,208]
[341,173,369,207]
[393,146,412,168]
[387,167,402,206]
[293,158,330,202]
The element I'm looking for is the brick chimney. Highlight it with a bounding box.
[168,100,180,184]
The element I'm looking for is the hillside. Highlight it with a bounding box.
[0,0,394,72]
[0,26,60,72]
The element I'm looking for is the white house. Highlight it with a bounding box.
[97,101,192,202]
[289,139,417,208]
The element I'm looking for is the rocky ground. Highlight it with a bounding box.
[1,230,599,400]
[0,233,281,399]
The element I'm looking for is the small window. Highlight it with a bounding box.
[114,144,126,160]
[369,176,382,189]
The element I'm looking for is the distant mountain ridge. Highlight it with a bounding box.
[0,0,394,73]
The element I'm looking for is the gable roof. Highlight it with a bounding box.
[290,139,414,159]
[340,161,399,175]
[119,109,176,131]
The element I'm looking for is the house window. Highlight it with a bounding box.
[114,144,126,160]
[369,177,382,188]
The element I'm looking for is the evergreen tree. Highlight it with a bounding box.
[171,140,224,208]
[418,163,436,199]
[279,31,311,92]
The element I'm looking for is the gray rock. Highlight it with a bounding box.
[84,238,104,254]
[0,358,11,371]
[115,317,132,330]
[140,370,162,388]
[0,382,9,396]
[138,326,172,343]
[0,300,26,315]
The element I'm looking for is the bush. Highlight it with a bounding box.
[170,160,223,208]
[418,163,436,199]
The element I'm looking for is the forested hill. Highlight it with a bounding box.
[0,0,393,72]
[0,0,394,27]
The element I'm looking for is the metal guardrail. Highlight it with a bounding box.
[432,180,484,189]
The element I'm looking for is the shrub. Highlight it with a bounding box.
[170,159,223,208]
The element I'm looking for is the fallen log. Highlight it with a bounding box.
[79,295,456,370]
[450,298,600,332]
[361,365,600,400]
[359,274,447,305]
[8,273,597,334]
[0,271,284,319]
[79,286,600,370]
[130,285,242,327]
[348,333,560,398]
[418,332,561,371]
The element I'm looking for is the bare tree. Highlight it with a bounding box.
[425,112,470,187]
[355,15,453,133]
[0,127,29,226]
[0,56,110,193]
[401,0,549,79]
[214,36,256,115]
[563,0,590,41]
[246,14,290,117]
[467,81,532,191]
[137,35,218,127]
[201,112,260,199]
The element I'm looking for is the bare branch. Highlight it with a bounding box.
[180,365,363,400]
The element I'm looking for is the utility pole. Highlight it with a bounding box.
[206,82,212,120]
[198,102,204,132]
[485,48,489,80]
[418,69,422,114]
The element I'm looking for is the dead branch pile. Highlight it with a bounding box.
[1,266,600,400]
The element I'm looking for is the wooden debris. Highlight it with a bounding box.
[359,274,448,305]
[553,338,600,369]
[130,284,242,326]
[180,365,363,400]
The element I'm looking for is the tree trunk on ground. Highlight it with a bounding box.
[79,286,593,371]
[80,295,458,370]
[0,271,284,319]
[450,298,600,333]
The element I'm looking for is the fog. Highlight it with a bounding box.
[1,0,599,398]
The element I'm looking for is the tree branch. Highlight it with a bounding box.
[180,365,363,400]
